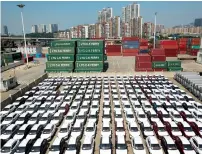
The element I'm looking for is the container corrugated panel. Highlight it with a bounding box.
[76,54,103,61]
[48,47,75,54]
[47,54,74,61]
[74,69,103,72]
[46,61,74,69]
[167,67,183,71]
[167,61,181,67]
[191,45,200,49]
[122,44,139,49]
[50,40,76,47]
[77,47,103,54]
[152,62,167,68]
[77,40,104,48]
[45,69,73,73]
[75,61,103,69]
[123,41,139,45]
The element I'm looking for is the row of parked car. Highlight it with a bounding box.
[0,75,202,154]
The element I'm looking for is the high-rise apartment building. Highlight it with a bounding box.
[31,25,38,33]
[131,16,143,38]
[88,24,96,38]
[48,24,59,33]
[194,18,202,27]
[81,25,89,38]
[143,22,154,38]
[95,23,102,38]
[156,24,165,33]
[38,24,46,33]
[98,7,113,23]
[112,16,121,37]
[3,25,8,35]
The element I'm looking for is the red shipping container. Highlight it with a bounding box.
[122,49,139,53]
[106,45,122,49]
[179,51,187,54]
[106,52,122,56]
[136,54,151,62]
[153,68,166,71]
[161,45,178,49]
[122,37,139,41]
[136,62,152,68]
[151,49,165,55]
[140,39,148,43]
[122,52,138,56]
[139,46,148,50]
[178,38,188,42]
[191,41,200,45]
[105,48,121,53]
[135,68,153,72]
[192,38,200,42]
[160,40,178,46]
[151,55,166,61]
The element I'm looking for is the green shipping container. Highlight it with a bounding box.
[167,67,183,71]
[51,40,76,47]
[45,69,73,73]
[152,62,167,68]
[77,40,104,47]
[77,47,104,54]
[47,54,74,61]
[76,54,103,61]
[48,47,75,54]
[191,45,200,49]
[46,61,74,69]
[167,61,181,67]
[75,61,103,69]
[74,69,103,73]
[104,55,107,61]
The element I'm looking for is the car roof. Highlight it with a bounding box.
[19,139,31,147]
[117,136,125,144]
[20,112,29,117]
[4,139,18,147]
[170,121,178,127]
[156,121,164,127]
[193,110,202,115]
[86,122,95,127]
[68,136,77,144]
[143,121,151,127]
[6,124,17,130]
[7,112,17,117]
[133,136,143,144]
[163,136,175,144]
[19,124,30,130]
[33,138,45,146]
[31,124,41,130]
[148,136,158,143]
[116,121,124,127]
[193,136,202,143]
[179,136,190,144]
[181,121,190,127]
[44,123,54,129]
[83,136,92,144]
[101,135,110,144]
[52,137,62,146]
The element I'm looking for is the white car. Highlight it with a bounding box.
[84,122,97,138]
[64,111,77,125]
[142,101,153,112]
[38,112,53,126]
[136,110,148,124]
[140,121,154,138]
[128,122,140,138]
[114,109,124,122]
[116,135,128,154]
[161,136,180,154]
[192,110,202,123]
[190,136,202,154]
[115,121,125,136]
[99,135,112,154]
[0,104,16,116]
[57,123,71,139]
[101,120,112,137]
[26,124,44,140]
[13,124,32,140]
[50,112,63,126]
[28,112,42,125]
[70,121,84,139]
[146,136,164,154]
[157,108,173,123]
[169,110,184,123]
[131,136,146,154]
[41,123,57,141]
[79,136,94,154]
[177,136,196,154]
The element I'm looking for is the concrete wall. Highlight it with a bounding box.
[1,73,48,110]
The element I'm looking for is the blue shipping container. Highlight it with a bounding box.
[123,41,139,44]
[36,53,42,58]
[122,44,139,49]
[139,49,149,53]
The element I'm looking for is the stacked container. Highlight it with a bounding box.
[135,54,153,71]
[160,40,178,57]
[105,45,122,56]
[139,39,149,54]
[178,38,188,54]
[166,60,183,71]
[150,49,166,71]
[188,38,201,56]
[75,40,104,72]
[122,37,139,56]
[45,40,76,73]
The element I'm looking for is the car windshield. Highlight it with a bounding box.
[67,144,76,150]
[199,145,202,149]
[43,129,51,134]
[16,147,25,153]
[66,115,73,120]
[184,127,192,132]
[54,116,60,120]
[1,147,11,153]
[117,127,124,132]
[30,117,37,121]
[3,130,12,135]
[5,117,12,121]
[82,144,92,150]
[139,114,146,118]
[168,144,177,150]
[174,114,181,118]
[151,144,161,150]
[86,127,94,132]
[31,146,40,152]
[198,115,202,119]
[116,144,127,150]
[40,117,48,121]
[50,145,60,151]
[127,115,134,118]
[17,130,25,135]
[172,127,179,132]
[163,114,170,118]
[103,115,110,118]
[151,115,158,118]
[18,117,25,121]
[29,130,36,135]
[131,127,138,132]
[158,127,165,132]
[145,105,151,108]
[60,128,67,133]
[145,127,152,131]
[115,114,122,118]
[71,106,77,109]
[184,144,193,150]
[136,105,141,108]
[135,144,144,150]
[100,144,111,149]
[72,127,81,132]
[89,115,96,119]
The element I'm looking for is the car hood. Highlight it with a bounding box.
[49,151,60,154]
[144,131,154,136]
[38,121,47,125]
[13,134,24,140]
[130,132,140,137]
[163,118,173,123]
[57,132,68,138]
[15,121,24,125]
[26,134,36,140]
[28,121,37,125]
[187,118,196,123]
[1,120,11,125]
[29,152,40,154]
[138,118,148,123]
[172,131,182,136]
[167,149,181,154]
[184,131,195,136]
[41,133,51,140]
[174,118,184,123]
[133,149,147,154]
[183,150,196,154]
[71,132,81,138]
[100,149,111,154]
[158,131,169,136]
[0,111,9,115]
[80,149,93,154]
[151,118,160,122]
[84,132,95,137]
[50,120,59,125]
[101,132,111,137]
[116,149,128,154]
[0,134,10,140]
[150,149,164,154]
[64,150,77,154]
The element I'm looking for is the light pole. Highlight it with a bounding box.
[154,12,157,49]
[17,4,29,68]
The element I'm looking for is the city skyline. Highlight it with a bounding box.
[2,1,202,34]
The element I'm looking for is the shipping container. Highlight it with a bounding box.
[191,45,200,49]
[75,61,103,69]
[167,67,183,71]
[151,49,165,55]
[76,54,103,61]
[122,37,139,41]
[136,62,152,68]
[151,55,166,61]
[136,54,151,62]
[48,47,75,54]
[122,49,139,53]
[77,40,104,47]
[46,61,74,69]
[77,47,104,54]
[74,69,103,73]
[122,52,138,56]
[152,61,167,68]
[106,52,122,56]
[104,54,107,61]
[106,45,122,49]
[160,40,178,46]
[47,54,75,61]
[167,61,181,67]
[45,69,73,73]
[135,68,153,72]
[153,68,166,71]
[51,40,76,47]
[106,48,121,53]
[139,49,149,54]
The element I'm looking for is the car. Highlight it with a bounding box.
[132,102,143,113]
[15,112,31,125]
[0,139,20,154]
[192,110,202,123]
[142,101,153,112]
[131,136,146,154]
[189,121,202,137]
[115,121,125,136]
[190,136,202,154]
[26,104,40,114]
[40,123,57,141]
[28,112,43,125]
[161,136,180,154]
[13,124,32,140]
[70,121,84,139]
[146,109,161,124]
[24,97,35,105]
[175,136,196,154]
[57,102,70,115]
[49,137,67,154]
[192,102,202,113]
[169,110,184,123]
[26,124,44,140]
[115,135,127,154]
[127,122,140,138]
[64,111,77,126]
[50,112,63,126]
[38,112,53,126]
[157,109,172,123]
[146,136,164,154]
[0,104,16,117]
[29,138,49,154]
[152,121,168,139]
[14,138,34,154]
[37,103,50,114]
[177,121,196,139]
[65,136,81,154]
[57,123,71,139]
[1,112,19,126]
[88,109,99,124]
[12,97,26,106]
[114,109,123,122]
[140,121,154,138]
[0,124,20,146]
[135,110,148,124]
[125,110,136,123]
[101,120,112,137]
[79,136,95,154]
[162,102,175,112]
[180,110,197,123]
[182,102,196,112]
[102,109,111,123]
[84,122,97,138]
[76,109,88,125]
[164,121,182,140]
[99,135,112,154]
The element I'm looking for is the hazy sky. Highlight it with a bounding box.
[1,1,202,34]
